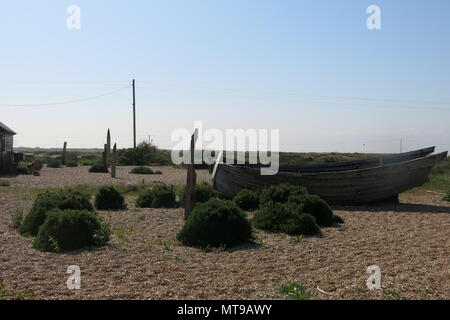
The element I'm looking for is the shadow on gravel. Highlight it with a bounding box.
[334,203,450,214]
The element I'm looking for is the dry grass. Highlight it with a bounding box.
[0,168,449,300]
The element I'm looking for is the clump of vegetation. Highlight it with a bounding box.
[10,204,24,229]
[46,159,61,168]
[177,198,252,248]
[94,186,125,210]
[287,194,334,226]
[118,141,171,166]
[65,161,78,167]
[129,166,162,175]
[16,161,31,175]
[179,182,218,205]
[32,209,110,252]
[332,214,345,224]
[233,189,259,211]
[259,184,307,205]
[442,189,450,202]
[0,180,10,187]
[278,281,310,300]
[20,189,94,236]
[136,183,178,208]
[251,202,321,236]
[88,162,108,173]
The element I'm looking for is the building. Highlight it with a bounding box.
[0,121,16,171]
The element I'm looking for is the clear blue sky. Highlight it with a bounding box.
[1,0,449,153]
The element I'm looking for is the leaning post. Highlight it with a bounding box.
[62,142,67,165]
[184,128,199,220]
[106,129,111,167]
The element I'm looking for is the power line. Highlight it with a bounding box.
[0,86,130,107]
[138,80,450,106]
[137,86,450,111]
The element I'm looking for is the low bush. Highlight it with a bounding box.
[251,201,321,236]
[179,182,218,205]
[89,162,108,173]
[0,180,10,187]
[32,209,110,252]
[442,190,450,202]
[233,189,259,211]
[66,161,78,167]
[136,184,177,208]
[288,194,334,226]
[118,141,171,166]
[177,198,252,248]
[20,189,94,236]
[46,159,61,168]
[332,214,345,224]
[94,186,125,210]
[129,166,162,175]
[16,161,31,175]
[259,184,307,205]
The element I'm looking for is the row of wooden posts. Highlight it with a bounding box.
[61,128,200,220]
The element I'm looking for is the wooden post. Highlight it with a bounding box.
[106,129,111,167]
[184,129,199,220]
[111,143,117,178]
[62,142,67,165]
[103,144,107,170]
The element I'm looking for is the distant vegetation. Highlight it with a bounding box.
[118,141,171,166]
[129,166,162,175]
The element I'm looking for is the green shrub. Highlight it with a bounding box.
[288,194,334,226]
[94,186,125,210]
[233,189,259,211]
[118,141,171,166]
[177,198,252,248]
[259,184,307,205]
[442,190,450,202]
[332,214,345,224]
[33,209,110,252]
[46,159,61,168]
[129,166,162,175]
[16,161,31,175]
[136,184,177,208]
[251,202,320,236]
[89,162,108,173]
[0,180,10,187]
[20,189,94,236]
[179,182,218,205]
[278,281,309,300]
[66,161,78,167]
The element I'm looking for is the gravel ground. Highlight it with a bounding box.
[4,165,211,189]
[0,168,449,300]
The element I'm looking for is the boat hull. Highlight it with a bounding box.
[212,152,448,205]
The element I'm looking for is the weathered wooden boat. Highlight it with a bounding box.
[232,146,436,173]
[212,151,448,205]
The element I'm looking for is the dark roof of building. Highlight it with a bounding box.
[0,121,16,135]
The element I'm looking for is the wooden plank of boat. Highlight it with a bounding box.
[234,146,435,173]
[212,151,447,205]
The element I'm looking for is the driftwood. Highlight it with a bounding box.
[111,143,117,178]
[184,129,199,220]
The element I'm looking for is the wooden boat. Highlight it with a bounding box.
[233,146,436,173]
[212,151,448,205]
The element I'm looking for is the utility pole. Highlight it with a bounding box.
[132,79,136,149]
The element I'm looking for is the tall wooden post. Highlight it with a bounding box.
[111,143,117,178]
[106,129,111,167]
[184,129,199,220]
[132,79,136,149]
[62,142,67,165]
